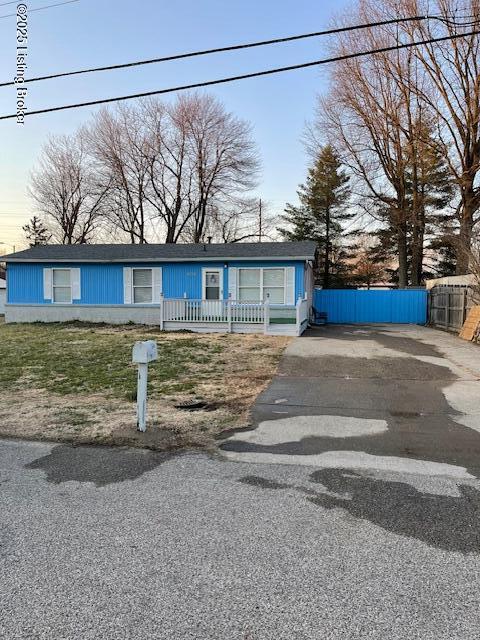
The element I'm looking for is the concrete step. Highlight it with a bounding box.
[266,325,298,336]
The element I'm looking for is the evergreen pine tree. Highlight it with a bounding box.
[22,216,52,247]
[278,145,351,287]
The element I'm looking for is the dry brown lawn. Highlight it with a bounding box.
[0,322,290,450]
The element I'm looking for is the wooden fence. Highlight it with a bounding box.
[428,285,474,332]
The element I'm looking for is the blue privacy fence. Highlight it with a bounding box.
[313,289,428,324]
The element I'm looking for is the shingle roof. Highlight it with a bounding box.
[2,241,317,263]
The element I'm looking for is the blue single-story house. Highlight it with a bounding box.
[3,241,316,335]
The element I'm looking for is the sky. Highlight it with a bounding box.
[0,0,352,251]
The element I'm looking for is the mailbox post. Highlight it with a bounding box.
[132,340,158,432]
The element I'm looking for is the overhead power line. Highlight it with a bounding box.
[0,12,473,88]
[1,29,478,121]
[0,0,79,19]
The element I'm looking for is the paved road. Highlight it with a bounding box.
[1,326,480,639]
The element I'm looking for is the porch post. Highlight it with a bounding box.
[296,295,302,336]
[227,295,232,333]
[159,293,164,331]
[264,294,270,335]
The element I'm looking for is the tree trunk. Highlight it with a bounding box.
[397,223,408,288]
[409,148,424,287]
[324,205,331,289]
[410,210,425,286]
[456,188,476,275]
[165,224,176,243]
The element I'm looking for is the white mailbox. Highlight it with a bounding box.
[132,340,158,364]
[132,340,158,432]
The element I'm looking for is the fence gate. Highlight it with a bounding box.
[313,289,428,324]
[428,285,471,332]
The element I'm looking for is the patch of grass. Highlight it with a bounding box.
[0,323,221,398]
[0,321,291,450]
[270,317,296,324]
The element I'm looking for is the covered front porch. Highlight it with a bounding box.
[160,297,310,336]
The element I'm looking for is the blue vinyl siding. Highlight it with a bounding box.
[313,289,428,324]
[8,260,306,305]
[162,263,226,299]
[7,263,45,304]
[80,264,124,304]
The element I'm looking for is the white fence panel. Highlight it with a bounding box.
[163,299,267,325]
[160,298,310,334]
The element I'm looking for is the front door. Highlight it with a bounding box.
[202,269,223,318]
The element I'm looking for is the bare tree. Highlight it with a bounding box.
[458,229,480,301]
[317,0,459,286]
[387,0,480,273]
[29,134,109,244]
[84,94,259,244]
[180,93,260,243]
[142,97,198,243]
[204,197,277,243]
[83,105,151,244]
[318,6,413,286]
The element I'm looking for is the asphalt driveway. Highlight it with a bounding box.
[2,325,480,639]
[221,325,480,476]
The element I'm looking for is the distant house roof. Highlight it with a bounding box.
[425,274,476,290]
[0,278,5,289]
[2,241,317,263]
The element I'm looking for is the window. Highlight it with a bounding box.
[133,268,152,303]
[53,269,71,303]
[263,268,285,303]
[238,268,285,303]
[204,270,221,300]
[238,269,260,301]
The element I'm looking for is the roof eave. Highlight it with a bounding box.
[4,255,315,264]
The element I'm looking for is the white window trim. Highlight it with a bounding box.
[202,268,224,301]
[132,267,153,305]
[52,268,73,304]
[237,267,286,304]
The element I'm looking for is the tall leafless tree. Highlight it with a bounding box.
[141,97,198,243]
[317,3,415,286]
[29,135,109,244]
[316,0,465,285]
[393,0,480,274]
[82,94,259,244]
[83,105,151,244]
[180,93,260,243]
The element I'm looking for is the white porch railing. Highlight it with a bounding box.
[161,298,265,327]
[159,295,310,335]
[296,296,310,336]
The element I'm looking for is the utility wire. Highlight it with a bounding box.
[0,0,79,19]
[1,29,478,121]
[0,12,472,88]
